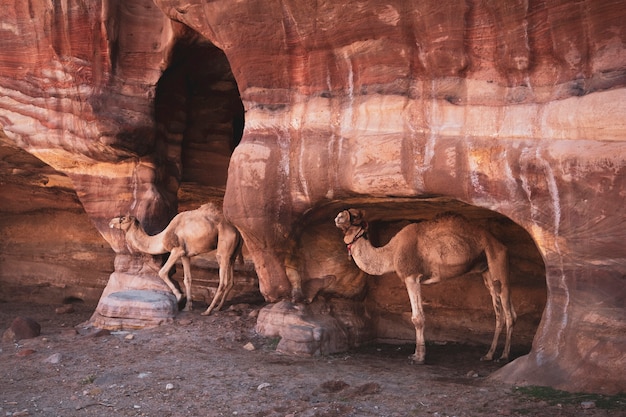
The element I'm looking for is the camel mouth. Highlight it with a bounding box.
[334,211,352,231]
[109,216,128,229]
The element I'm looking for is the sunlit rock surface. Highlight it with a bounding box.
[0,0,624,394]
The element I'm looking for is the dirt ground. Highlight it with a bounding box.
[1,301,623,417]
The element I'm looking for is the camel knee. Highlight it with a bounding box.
[411,315,424,331]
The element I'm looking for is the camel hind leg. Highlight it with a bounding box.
[480,269,503,361]
[202,226,240,316]
[180,256,193,311]
[482,240,516,361]
[498,277,517,361]
[202,254,235,315]
[404,274,426,364]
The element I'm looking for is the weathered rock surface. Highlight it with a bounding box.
[92,290,178,330]
[0,0,624,394]
[256,299,372,356]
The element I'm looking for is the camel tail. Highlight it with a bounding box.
[235,235,245,266]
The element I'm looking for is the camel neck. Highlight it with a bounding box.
[347,235,395,276]
[125,222,167,255]
[347,226,367,245]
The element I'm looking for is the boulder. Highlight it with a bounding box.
[2,316,41,342]
[91,290,178,330]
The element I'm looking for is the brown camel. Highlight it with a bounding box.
[109,203,242,316]
[335,208,516,364]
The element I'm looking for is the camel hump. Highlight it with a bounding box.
[433,211,467,223]
[198,202,220,213]
[196,203,225,220]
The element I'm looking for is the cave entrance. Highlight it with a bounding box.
[155,26,244,211]
[299,197,547,358]
[153,27,257,307]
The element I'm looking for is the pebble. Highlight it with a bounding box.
[55,304,75,314]
[86,328,110,338]
[243,342,256,351]
[43,353,62,364]
[257,382,271,391]
[165,383,175,390]
[15,349,36,357]
[61,328,78,338]
[124,334,134,340]
[580,401,596,409]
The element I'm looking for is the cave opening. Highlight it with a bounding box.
[300,198,547,358]
[152,27,257,307]
[154,26,245,212]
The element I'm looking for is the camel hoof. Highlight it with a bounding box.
[201,309,213,316]
[409,355,425,365]
[480,355,494,362]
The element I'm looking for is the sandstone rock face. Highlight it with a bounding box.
[0,1,251,309]
[0,0,624,394]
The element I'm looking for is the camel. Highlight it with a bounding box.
[109,203,243,316]
[335,208,516,364]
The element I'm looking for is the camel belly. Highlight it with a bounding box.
[419,234,482,282]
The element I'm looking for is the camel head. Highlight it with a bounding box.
[109,215,138,232]
[335,208,366,233]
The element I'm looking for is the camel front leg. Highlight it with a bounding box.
[404,275,426,364]
[158,248,184,302]
[181,256,193,311]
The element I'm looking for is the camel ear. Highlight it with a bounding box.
[348,209,364,224]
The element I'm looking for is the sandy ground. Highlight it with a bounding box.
[1,301,623,417]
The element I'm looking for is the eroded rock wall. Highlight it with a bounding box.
[0,140,112,304]
[155,0,626,394]
[0,0,624,394]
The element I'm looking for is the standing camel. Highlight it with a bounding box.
[335,208,516,364]
[109,203,242,316]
